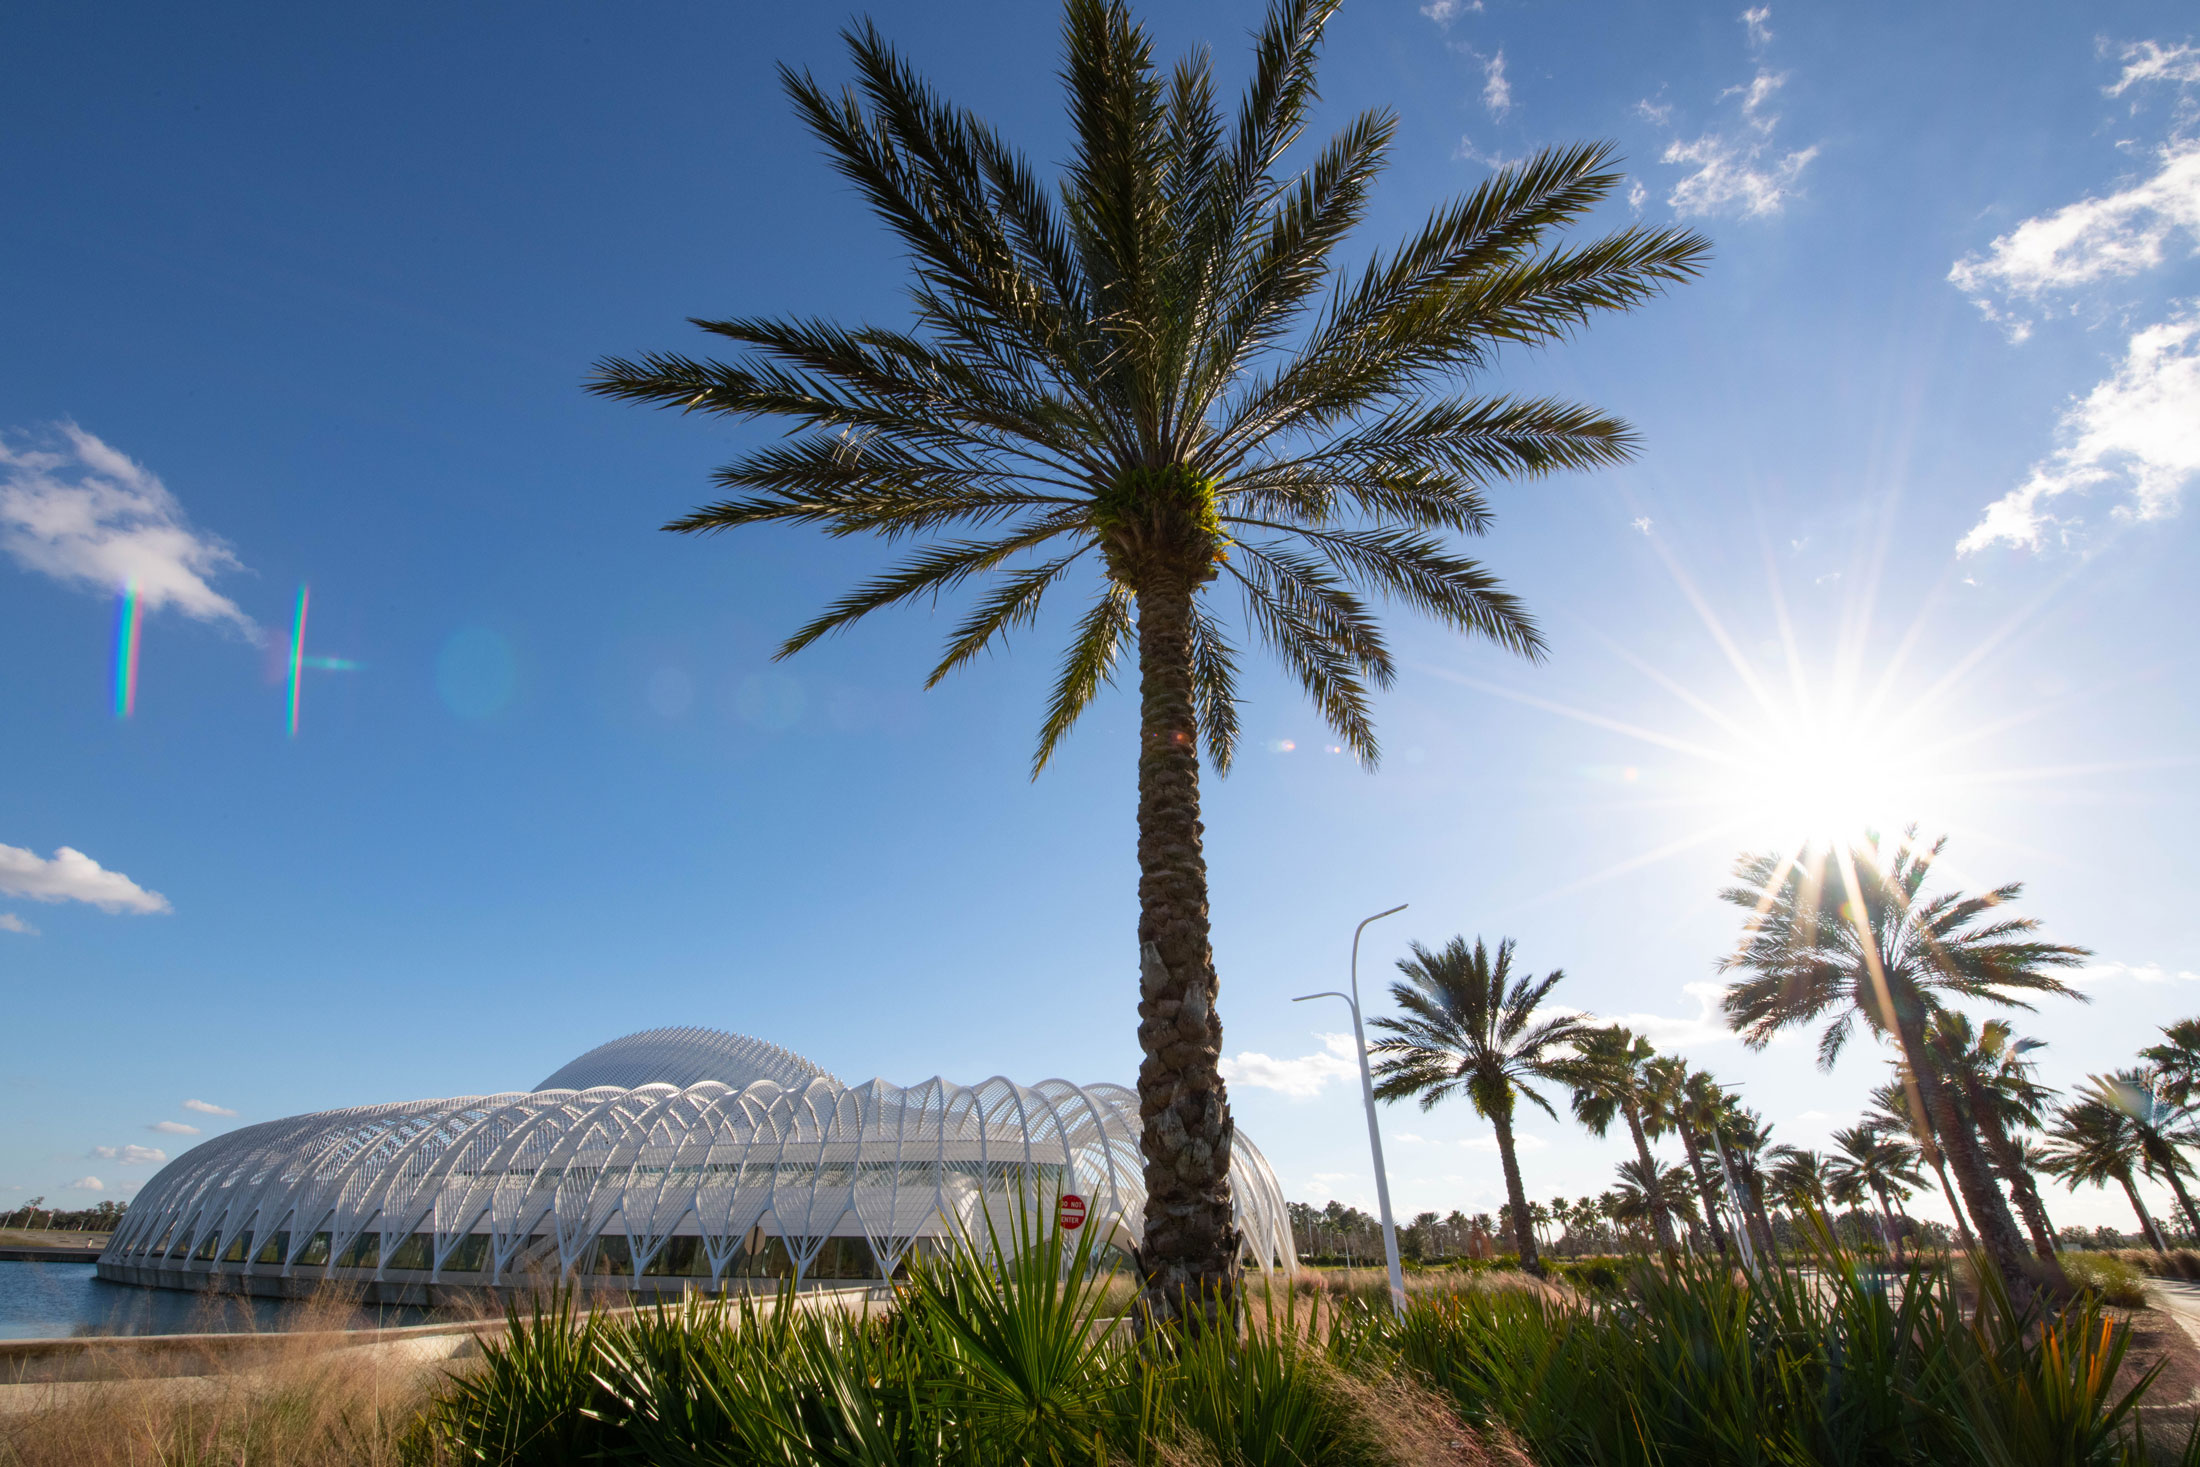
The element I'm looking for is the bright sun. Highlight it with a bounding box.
[1733,714,1919,851]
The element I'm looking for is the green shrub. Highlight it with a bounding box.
[2059,1252,2151,1308]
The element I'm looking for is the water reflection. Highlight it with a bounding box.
[0,1262,436,1340]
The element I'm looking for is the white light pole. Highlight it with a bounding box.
[1296,902,1409,1315]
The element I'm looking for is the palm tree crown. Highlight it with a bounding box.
[1370,936,1586,1274]
[2040,1095,2170,1252]
[590,0,1706,773]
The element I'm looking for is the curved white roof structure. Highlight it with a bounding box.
[100,1029,1295,1300]
[534,1026,836,1092]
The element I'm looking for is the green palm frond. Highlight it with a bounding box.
[589,0,1709,772]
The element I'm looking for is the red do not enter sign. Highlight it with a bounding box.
[1056,1193,1087,1232]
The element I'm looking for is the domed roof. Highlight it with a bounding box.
[535,1026,836,1092]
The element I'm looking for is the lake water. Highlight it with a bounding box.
[0,1261,433,1340]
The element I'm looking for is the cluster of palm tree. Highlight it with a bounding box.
[1355,831,2196,1296]
[1360,932,1785,1274]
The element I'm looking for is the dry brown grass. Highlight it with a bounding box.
[0,1287,473,1467]
[0,1344,451,1467]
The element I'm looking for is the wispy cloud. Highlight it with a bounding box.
[0,914,35,936]
[182,1098,237,1116]
[2106,40,2200,97]
[2075,959,2200,985]
[1570,981,1735,1049]
[91,1144,168,1164]
[1644,14,1817,219]
[1219,1033,1358,1098]
[0,424,254,632]
[1418,0,1482,25]
[66,1176,103,1192]
[1959,304,2200,551]
[1482,50,1512,119]
[1949,142,2200,321]
[0,844,170,915]
[148,1120,200,1136]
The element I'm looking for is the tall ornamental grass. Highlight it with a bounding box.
[429,1214,2197,1467]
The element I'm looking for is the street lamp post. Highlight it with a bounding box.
[1296,903,1409,1315]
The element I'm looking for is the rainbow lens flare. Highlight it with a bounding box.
[287,585,309,738]
[112,582,142,719]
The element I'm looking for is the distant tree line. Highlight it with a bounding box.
[3,1197,128,1232]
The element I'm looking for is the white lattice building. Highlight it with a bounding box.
[98,1027,1296,1301]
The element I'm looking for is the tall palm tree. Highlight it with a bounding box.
[2084,1069,2200,1238]
[1672,1068,1742,1266]
[1828,1124,1922,1256]
[1369,936,1587,1276]
[2040,1097,2170,1253]
[1867,1075,1976,1249]
[2141,1019,2200,1108]
[1709,1098,1779,1258]
[586,0,1709,1326]
[1719,830,2089,1298]
[1649,1061,1739,1258]
[1551,1025,1678,1255]
[1925,1012,2060,1259]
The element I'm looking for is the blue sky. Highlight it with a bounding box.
[4,0,2197,1234]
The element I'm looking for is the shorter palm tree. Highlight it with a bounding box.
[1829,1125,1923,1257]
[1767,1146,1835,1214]
[2084,1069,2200,1238]
[2040,1097,2170,1252]
[1613,1157,1697,1251]
[1370,936,1586,1277]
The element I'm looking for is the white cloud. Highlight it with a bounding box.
[1585,981,1735,1049]
[181,1099,237,1116]
[1631,515,1653,534]
[0,424,254,631]
[1219,1033,1358,1098]
[2075,959,2200,985]
[1460,1132,1550,1153]
[2106,41,2200,97]
[1741,7,1773,48]
[1650,59,1819,219]
[148,1120,200,1136]
[0,914,35,936]
[0,845,170,915]
[1482,50,1512,119]
[66,1176,103,1192]
[91,1145,168,1164]
[1959,306,2200,551]
[1419,0,1481,24]
[1949,143,2200,306]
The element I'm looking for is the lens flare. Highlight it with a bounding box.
[112,581,142,719]
[287,585,309,738]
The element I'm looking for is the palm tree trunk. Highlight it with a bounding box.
[2119,1172,2170,1253]
[1676,1129,1731,1257]
[1131,582,1237,1329]
[2158,1163,2200,1241]
[1893,1012,2032,1298]
[1489,1101,1544,1277]
[1973,1109,2058,1260]
[1622,1103,1679,1256]
[1926,1149,1975,1250]
[1871,1183,1897,1258]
